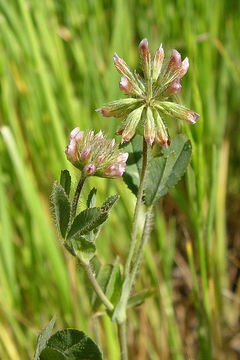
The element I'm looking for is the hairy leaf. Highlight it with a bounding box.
[34,316,56,360]
[93,195,120,236]
[60,170,71,197]
[100,194,119,213]
[51,183,71,238]
[67,207,101,239]
[39,329,102,360]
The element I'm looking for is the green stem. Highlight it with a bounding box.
[124,138,148,277]
[129,205,153,289]
[71,173,86,220]
[117,321,128,360]
[79,259,114,312]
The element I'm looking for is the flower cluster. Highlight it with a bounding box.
[96,38,199,146]
[65,127,128,178]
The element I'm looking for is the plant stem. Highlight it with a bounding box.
[71,173,86,219]
[79,259,114,312]
[129,205,153,289]
[117,321,128,360]
[124,138,148,277]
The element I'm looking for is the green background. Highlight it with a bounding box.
[0,0,239,359]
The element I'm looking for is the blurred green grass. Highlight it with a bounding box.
[0,0,239,359]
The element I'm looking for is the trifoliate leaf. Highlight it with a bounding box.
[39,329,102,360]
[34,316,56,360]
[60,170,71,197]
[51,183,71,238]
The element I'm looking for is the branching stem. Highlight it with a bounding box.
[79,259,114,312]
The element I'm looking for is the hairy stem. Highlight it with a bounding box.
[71,173,86,220]
[117,321,128,360]
[129,205,153,289]
[79,259,114,312]
[124,138,148,277]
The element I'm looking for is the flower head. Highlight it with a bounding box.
[65,127,128,178]
[96,39,199,146]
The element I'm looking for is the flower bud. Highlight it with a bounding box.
[65,140,77,161]
[153,109,168,146]
[139,38,151,80]
[179,57,189,78]
[95,130,103,139]
[119,76,133,94]
[69,127,80,140]
[104,162,126,177]
[75,131,84,142]
[84,162,96,176]
[144,107,155,145]
[96,98,141,118]
[97,154,105,163]
[164,78,182,97]
[80,145,91,160]
[110,139,115,147]
[113,53,133,79]
[156,101,200,124]
[116,152,129,162]
[166,49,182,74]
[152,44,164,82]
[121,105,144,143]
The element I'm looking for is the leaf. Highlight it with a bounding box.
[60,170,71,197]
[91,265,113,311]
[121,135,143,196]
[68,195,119,240]
[67,207,101,239]
[127,289,155,309]
[40,348,66,360]
[70,237,96,263]
[34,316,56,360]
[100,194,119,213]
[51,183,71,238]
[105,263,122,306]
[39,329,102,360]
[92,195,119,236]
[144,135,192,206]
[144,153,175,206]
[86,188,97,208]
[162,134,192,188]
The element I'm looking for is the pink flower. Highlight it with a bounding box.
[65,128,129,179]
